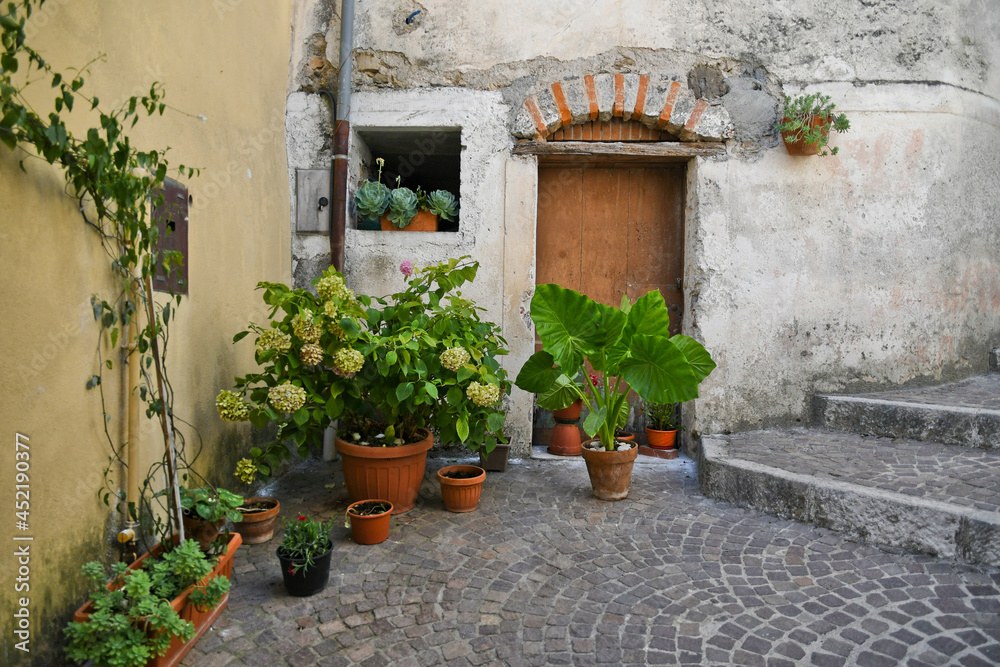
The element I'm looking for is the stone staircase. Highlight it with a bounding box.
[699,373,1000,567]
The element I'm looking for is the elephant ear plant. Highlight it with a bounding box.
[515,285,716,450]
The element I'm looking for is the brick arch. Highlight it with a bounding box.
[513,73,735,142]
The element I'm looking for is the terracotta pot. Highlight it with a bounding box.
[181,513,226,552]
[380,210,438,231]
[277,541,333,597]
[780,115,831,156]
[580,441,638,501]
[347,499,393,545]
[479,442,511,472]
[335,428,434,514]
[549,399,583,456]
[73,532,242,667]
[437,465,486,513]
[236,496,280,544]
[614,430,635,442]
[646,427,677,450]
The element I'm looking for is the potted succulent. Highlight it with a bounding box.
[177,486,244,552]
[644,401,680,450]
[345,499,393,544]
[354,158,458,231]
[65,534,240,667]
[776,92,850,156]
[515,286,715,500]
[277,514,334,597]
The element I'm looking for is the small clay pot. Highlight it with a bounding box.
[479,442,511,472]
[380,210,438,231]
[236,496,280,544]
[437,465,486,513]
[347,499,393,545]
[646,427,677,450]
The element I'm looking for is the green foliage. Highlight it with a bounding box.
[425,189,458,221]
[63,541,230,667]
[516,287,715,450]
[775,93,850,156]
[644,401,680,431]
[178,486,244,523]
[386,186,419,228]
[279,514,333,574]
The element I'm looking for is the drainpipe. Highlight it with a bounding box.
[331,0,354,272]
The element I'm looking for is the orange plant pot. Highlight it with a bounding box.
[437,465,486,513]
[380,210,438,231]
[548,399,583,456]
[72,532,242,667]
[780,116,832,156]
[645,427,677,450]
[347,499,393,545]
[581,442,638,501]
[236,496,280,544]
[335,429,434,514]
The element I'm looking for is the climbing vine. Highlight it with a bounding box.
[1,0,207,548]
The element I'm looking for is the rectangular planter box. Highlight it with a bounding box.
[72,531,242,667]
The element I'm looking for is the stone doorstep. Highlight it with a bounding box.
[530,445,691,466]
[815,393,1000,450]
[699,436,1000,568]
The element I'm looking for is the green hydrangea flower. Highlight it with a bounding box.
[333,348,364,378]
[256,328,291,355]
[216,390,249,421]
[440,346,471,371]
[316,273,353,303]
[269,382,307,413]
[291,312,322,344]
[300,343,323,366]
[467,381,500,407]
[322,300,338,320]
[234,458,257,485]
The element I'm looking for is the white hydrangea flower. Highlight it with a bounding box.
[440,346,471,371]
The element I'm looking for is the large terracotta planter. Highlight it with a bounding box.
[236,496,280,544]
[646,427,677,450]
[335,428,434,514]
[549,399,583,456]
[347,499,393,544]
[581,441,638,501]
[380,210,438,231]
[73,532,242,667]
[437,465,486,512]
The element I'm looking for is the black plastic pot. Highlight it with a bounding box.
[277,541,333,596]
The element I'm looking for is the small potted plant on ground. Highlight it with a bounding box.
[776,92,850,156]
[345,499,393,544]
[277,514,334,597]
[437,464,487,512]
[234,496,281,544]
[516,286,716,500]
[177,486,244,551]
[644,401,680,450]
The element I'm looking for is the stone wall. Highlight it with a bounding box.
[287,0,1000,446]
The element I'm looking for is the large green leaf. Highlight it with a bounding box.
[670,334,717,383]
[606,290,672,372]
[582,405,607,438]
[536,373,584,411]
[513,350,560,394]
[619,334,700,403]
[530,284,625,372]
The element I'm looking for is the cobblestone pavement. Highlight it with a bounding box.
[723,428,1000,514]
[850,375,1000,411]
[184,455,1000,667]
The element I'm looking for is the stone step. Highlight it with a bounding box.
[699,427,1000,567]
[813,374,1000,449]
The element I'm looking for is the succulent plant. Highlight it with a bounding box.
[354,180,390,222]
[425,189,458,222]
[386,187,419,228]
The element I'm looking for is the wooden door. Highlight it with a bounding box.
[536,165,685,331]
[534,164,685,445]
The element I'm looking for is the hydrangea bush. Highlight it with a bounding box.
[219,258,509,483]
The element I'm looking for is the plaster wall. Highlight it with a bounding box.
[0,2,291,662]
[288,0,1000,440]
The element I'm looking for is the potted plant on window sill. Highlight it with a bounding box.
[776,92,850,156]
[515,286,716,500]
[355,158,458,231]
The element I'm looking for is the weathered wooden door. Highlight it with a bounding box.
[536,164,685,330]
[533,164,686,445]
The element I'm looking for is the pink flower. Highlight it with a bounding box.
[400,260,414,278]
[287,567,295,575]
[589,374,599,387]
[297,515,306,521]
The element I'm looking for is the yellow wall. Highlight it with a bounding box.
[0,2,291,662]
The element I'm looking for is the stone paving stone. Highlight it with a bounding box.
[722,428,1000,513]
[193,456,1000,665]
